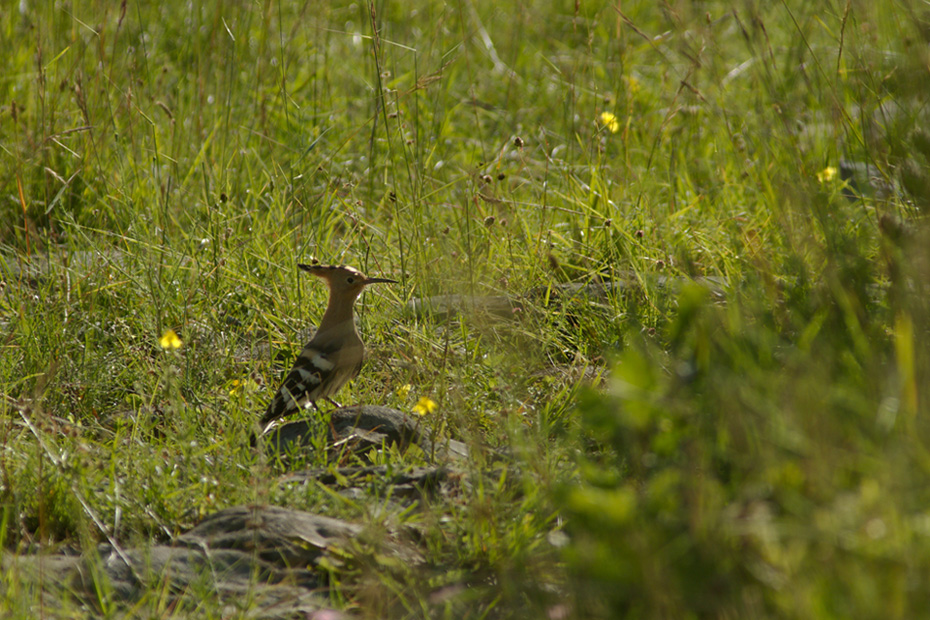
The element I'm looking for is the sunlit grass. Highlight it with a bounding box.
[2,0,929,617]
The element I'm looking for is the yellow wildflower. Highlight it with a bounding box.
[624,75,641,95]
[412,396,438,416]
[159,329,183,350]
[228,378,259,395]
[599,111,620,134]
[816,166,837,184]
[396,383,412,399]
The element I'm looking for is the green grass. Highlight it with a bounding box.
[2,0,930,617]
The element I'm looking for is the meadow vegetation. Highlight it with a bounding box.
[2,0,930,617]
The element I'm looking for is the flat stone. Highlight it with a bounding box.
[282,464,454,504]
[405,277,726,320]
[2,541,333,618]
[262,405,469,462]
[178,505,362,568]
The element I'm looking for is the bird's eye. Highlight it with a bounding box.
[346,277,355,284]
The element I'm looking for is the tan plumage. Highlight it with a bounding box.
[260,264,395,427]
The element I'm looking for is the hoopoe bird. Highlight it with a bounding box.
[260,264,396,427]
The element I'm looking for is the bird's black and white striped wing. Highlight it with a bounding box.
[260,341,363,425]
[261,346,333,425]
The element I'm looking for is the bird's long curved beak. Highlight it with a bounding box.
[365,276,397,285]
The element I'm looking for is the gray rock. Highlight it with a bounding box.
[404,293,520,319]
[262,405,469,462]
[178,505,361,568]
[405,277,726,320]
[3,541,334,618]
[282,464,454,503]
[1,506,374,617]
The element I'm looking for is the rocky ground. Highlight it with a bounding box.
[3,406,469,619]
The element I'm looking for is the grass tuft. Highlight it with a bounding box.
[3,0,930,617]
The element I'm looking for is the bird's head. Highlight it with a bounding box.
[298,263,396,301]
